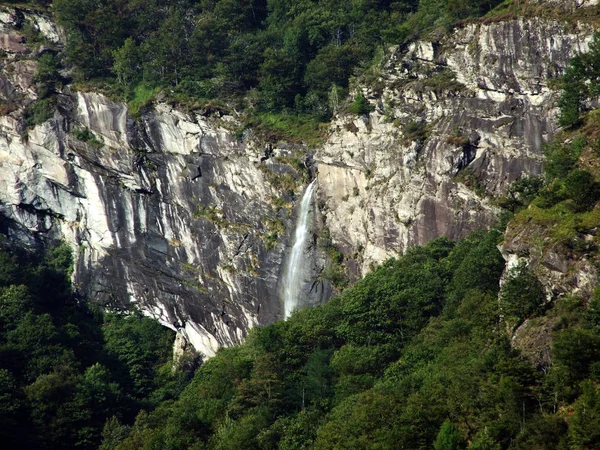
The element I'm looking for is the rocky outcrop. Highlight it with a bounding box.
[499,208,600,368]
[316,18,592,277]
[501,218,599,300]
[0,6,596,356]
[0,8,333,357]
[1,85,337,356]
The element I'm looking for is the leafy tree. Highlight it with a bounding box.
[469,430,501,450]
[553,329,600,386]
[0,369,32,449]
[34,52,62,99]
[304,43,366,95]
[569,380,600,449]
[512,414,568,450]
[100,416,131,450]
[0,285,33,328]
[434,421,464,450]
[102,313,175,398]
[498,176,544,213]
[562,168,600,211]
[259,47,301,110]
[499,263,545,328]
[24,368,81,447]
[557,34,600,129]
[275,407,324,449]
[112,38,141,88]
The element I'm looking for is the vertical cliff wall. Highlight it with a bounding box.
[0,7,333,356]
[0,6,594,355]
[317,18,592,278]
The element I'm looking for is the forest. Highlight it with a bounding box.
[4,101,600,447]
[11,0,503,137]
[0,240,190,450]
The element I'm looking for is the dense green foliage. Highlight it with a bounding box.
[84,228,595,450]
[23,49,63,126]
[0,241,187,450]
[557,33,600,129]
[12,0,498,127]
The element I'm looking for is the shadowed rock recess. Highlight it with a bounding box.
[0,7,593,356]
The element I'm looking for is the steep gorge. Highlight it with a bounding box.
[0,3,596,357]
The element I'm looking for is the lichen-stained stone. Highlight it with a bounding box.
[316,18,593,277]
[0,6,595,356]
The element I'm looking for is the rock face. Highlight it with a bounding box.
[0,8,332,356]
[0,7,594,355]
[2,83,338,356]
[316,18,592,277]
[501,216,599,301]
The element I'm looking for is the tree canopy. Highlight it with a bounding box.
[43,0,503,121]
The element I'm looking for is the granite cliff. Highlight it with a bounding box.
[317,17,593,276]
[0,4,595,356]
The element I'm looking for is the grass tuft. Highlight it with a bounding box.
[127,83,161,117]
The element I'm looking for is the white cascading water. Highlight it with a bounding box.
[283,179,317,319]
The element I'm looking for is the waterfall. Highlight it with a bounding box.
[283,179,317,319]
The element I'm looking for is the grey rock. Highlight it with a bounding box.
[316,18,592,278]
[0,9,596,356]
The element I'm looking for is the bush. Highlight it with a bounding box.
[72,128,104,149]
[402,119,428,142]
[562,169,600,211]
[24,98,54,127]
[349,94,374,116]
[499,262,545,327]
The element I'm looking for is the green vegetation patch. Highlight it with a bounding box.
[72,127,104,149]
[0,238,187,450]
[126,83,161,118]
[507,117,600,251]
[23,97,54,127]
[264,216,286,251]
[194,205,229,228]
[247,112,327,147]
[319,229,349,290]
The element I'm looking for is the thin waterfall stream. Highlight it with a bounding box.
[283,179,317,319]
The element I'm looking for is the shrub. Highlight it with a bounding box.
[402,119,429,142]
[72,128,104,149]
[500,262,545,327]
[349,94,374,116]
[24,98,55,127]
